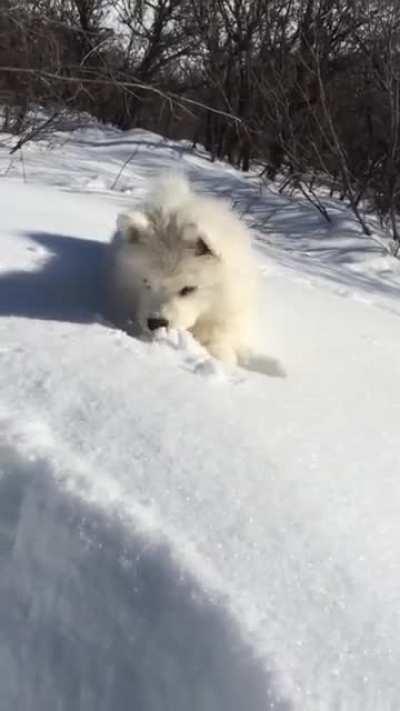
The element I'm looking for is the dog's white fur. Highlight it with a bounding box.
[106,174,260,366]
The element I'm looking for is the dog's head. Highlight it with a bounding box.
[116,209,223,333]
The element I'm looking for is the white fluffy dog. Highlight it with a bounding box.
[107,174,272,369]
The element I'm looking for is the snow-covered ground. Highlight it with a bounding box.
[0,123,400,711]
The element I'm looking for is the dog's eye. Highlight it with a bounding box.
[179,286,197,297]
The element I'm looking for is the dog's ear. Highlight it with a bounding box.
[182,222,217,258]
[117,211,149,243]
[195,236,215,257]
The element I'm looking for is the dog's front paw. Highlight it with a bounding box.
[206,340,238,366]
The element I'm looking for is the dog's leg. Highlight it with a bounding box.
[206,339,238,366]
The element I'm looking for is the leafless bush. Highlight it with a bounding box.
[1,0,400,247]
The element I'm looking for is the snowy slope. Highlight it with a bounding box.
[0,124,400,711]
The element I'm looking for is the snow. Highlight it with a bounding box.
[1,123,400,711]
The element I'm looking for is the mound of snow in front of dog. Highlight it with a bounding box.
[151,326,285,380]
[152,327,230,379]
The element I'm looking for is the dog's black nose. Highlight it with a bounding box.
[147,317,169,331]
